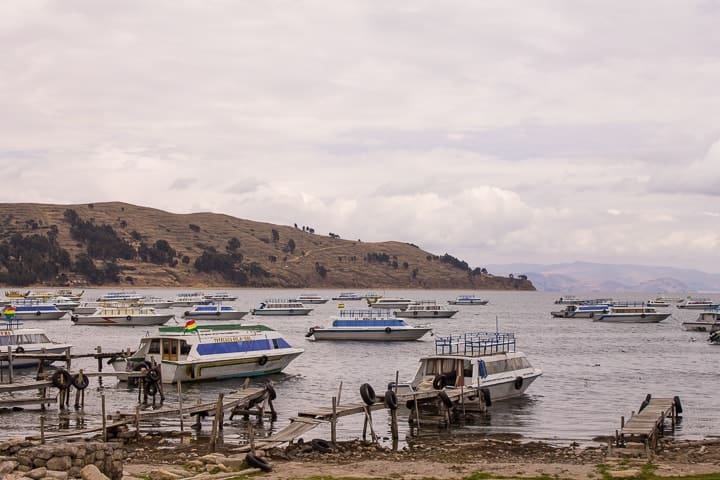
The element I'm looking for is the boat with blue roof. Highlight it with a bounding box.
[5,302,67,320]
[110,323,304,383]
[551,303,611,318]
[251,299,313,316]
[447,295,489,306]
[305,309,432,341]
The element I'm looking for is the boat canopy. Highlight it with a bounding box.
[434,332,516,356]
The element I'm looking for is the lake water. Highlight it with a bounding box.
[1,289,718,446]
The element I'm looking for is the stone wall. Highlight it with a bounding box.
[0,439,124,480]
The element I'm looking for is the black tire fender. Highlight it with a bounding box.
[145,381,158,396]
[305,328,315,338]
[432,374,446,390]
[35,311,42,316]
[258,355,269,366]
[71,315,79,322]
[215,311,221,316]
[360,383,376,405]
[438,390,453,408]
[147,368,161,382]
[15,346,25,354]
[184,311,190,317]
[311,438,333,453]
[384,327,392,334]
[51,369,72,389]
[72,373,90,390]
[126,315,132,321]
[133,361,151,372]
[266,384,277,401]
[246,452,272,472]
[384,390,398,410]
[413,311,418,317]
[514,376,524,390]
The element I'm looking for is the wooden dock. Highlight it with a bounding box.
[615,395,681,454]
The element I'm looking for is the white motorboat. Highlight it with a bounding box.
[250,300,313,316]
[96,291,145,302]
[182,304,248,321]
[551,304,611,319]
[110,323,304,383]
[137,297,174,309]
[447,295,489,306]
[593,305,671,323]
[294,293,329,304]
[331,292,363,301]
[368,297,415,310]
[646,299,670,308]
[0,320,72,368]
[395,302,458,319]
[4,303,67,321]
[554,296,613,305]
[171,292,209,307]
[71,306,174,326]
[202,292,239,302]
[390,331,542,409]
[677,298,720,310]
[681,309,720,332]
[306,309,432,341]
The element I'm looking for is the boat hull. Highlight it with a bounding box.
[1,345,72,369]
[447,300,488,305]
[71,314,174,326]
[310,327,431,341]
[396,310,457,319]
[681,322,720,332]
[183,311,248,321]
[14,311,67,321]
[594,313,670,323]
[251,308,312,316]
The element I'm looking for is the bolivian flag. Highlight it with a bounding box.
[3,306,15,320]
[183,319,198,333]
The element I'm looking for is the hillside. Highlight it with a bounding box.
[0,202,533,290]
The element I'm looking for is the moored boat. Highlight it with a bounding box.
[447,295,489,306]
[331,292,363,301]
[593,305,671,323]
[4,303,67,320]
[681,309,720,332]
[306,309,432,341]
[202,292,239,303]
[368,297,415,310]
[171,292,209,307]
[0,319,72,368]
[551,304,611,319]
[294,293,329,304]
[677,298,720,310]
[390,331,542,408]
[182,304,248,321]
[96,291,145,303]
[395,302,458,319]
[250,300,312,316]
[110,323,304,383]
[71,306,174,326]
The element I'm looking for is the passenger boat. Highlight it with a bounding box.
[395,302,458,319]
[390,331,542,408]
[554,296,613,305]
[171,292,209,307]
[70,306,174,326]
[368,297,415,310]
[681,309,720,332]
[646,299,670,308]
[306,309,432,341]
[551,304,611,318]
[709,330,720,345]
[4,290,30,299]
[137,296,174,309]
[96,291,144,303]
[677,298,720,310]
[593,305,671,323]
[293,293,329,304]
[5,303,67,320]
[0,319,72,368]
[250,300,313,316]
[182,304,248,321]
[202,292,239,302]
[110,323,304,383]
[447,295,489,306]
[331,292,363,301]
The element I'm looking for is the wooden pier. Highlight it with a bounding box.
[615,394,682,455]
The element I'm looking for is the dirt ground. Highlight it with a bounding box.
[123,433,720,479]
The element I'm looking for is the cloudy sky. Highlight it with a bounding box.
[2,1,720,272]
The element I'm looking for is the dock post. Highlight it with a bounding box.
[621,416,625,428]
[7,346,14,384]
[331,397,337,444]
[390,405,399,448]
[362,405,377,443]
[216,393,224,433]
[177,381,184,433]
[101,393,107,443]
[40,416,45,444]
[413,393,421,432]
[336,381,343,404]
[248,419,255,454]
[135,405,141,440]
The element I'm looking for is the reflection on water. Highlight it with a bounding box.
[1,289,718,445]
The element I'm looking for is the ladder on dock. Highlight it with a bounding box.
[615,395,681,454]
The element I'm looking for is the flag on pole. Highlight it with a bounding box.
[183,319,198,333]
[3,306,15,320]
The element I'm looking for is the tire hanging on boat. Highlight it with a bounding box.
[15,346,25,354]
[513,376,524,390]
[481,388,492,407]
[384,327,392,334]
[258,355,269,366]
[360,383,376,405]
[126,316,132,321]
[432,374,446,390]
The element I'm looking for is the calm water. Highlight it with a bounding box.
[2,289,718,445]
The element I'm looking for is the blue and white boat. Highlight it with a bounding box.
[96,291,144,303]
[182,304,248,321]
[6,303,67,320]
[306,309,432,341]
[251,300,313,316]
[110,324,303,383]
[551,303,611,319]
[447,295,489,306]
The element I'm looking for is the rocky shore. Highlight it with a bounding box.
[5,431,719,480]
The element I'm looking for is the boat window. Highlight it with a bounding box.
[463,359,473,378]
[179,340,191,355]
[148,339,161,354]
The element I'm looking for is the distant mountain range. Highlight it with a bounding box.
[486,261,720,293]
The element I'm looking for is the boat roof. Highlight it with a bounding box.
[158,324,274,333]
[431,332,517,357]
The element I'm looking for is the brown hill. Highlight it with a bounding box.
[0,201,534,290]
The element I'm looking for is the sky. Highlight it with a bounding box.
[1,1,720,273]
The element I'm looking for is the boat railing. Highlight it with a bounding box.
[1,319,25,330]
[434,332,516,356]
[336,309,394,319]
